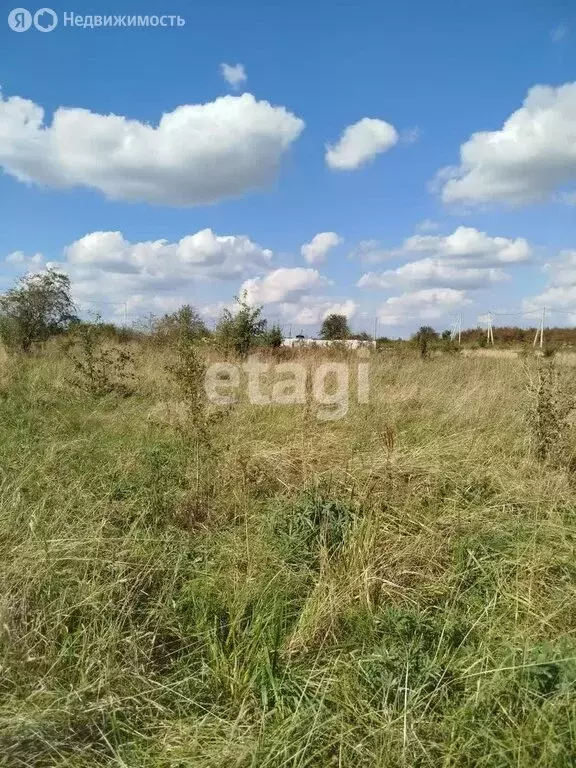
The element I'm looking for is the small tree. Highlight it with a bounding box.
[0,269,77,352]
[320,314,350,341]
[261,324,284,348]
[63,315,135,397]
[215,292,267,357]
[412,325,439,359]
[153,305,208,344]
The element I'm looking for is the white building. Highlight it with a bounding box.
[282,337,375,349]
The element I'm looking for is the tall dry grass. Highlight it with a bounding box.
[1,342,576,766]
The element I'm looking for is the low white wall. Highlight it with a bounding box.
[282,338,376,349]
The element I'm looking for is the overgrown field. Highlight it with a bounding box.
[2,342,576,767]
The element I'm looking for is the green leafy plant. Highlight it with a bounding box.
[63,317,135,397]
[412,325,439,359]
[275,490,356,570]
[0,269,78,352]
[215,292,267,357]
[152,304,209,345]
[320,313,350,341]
[168,312,231,526]
[526,360,575,463]
[260,324,284,348]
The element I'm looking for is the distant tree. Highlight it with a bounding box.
[0,269,77,352]
[413,326,439,341]
[441,329,452,341]
[412,325,439,359]
[351,331,372,341]
[261,324,284,348]
[68,317,140,344]
[216,292,267,356]
[320,314,350,340]
[153,305,208,343]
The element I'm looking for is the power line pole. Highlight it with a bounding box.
[373,316,378,345]
[487,312,494,346]
[451,313,462,345]
[533,307,546,349]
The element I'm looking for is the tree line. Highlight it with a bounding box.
[3,270,574,355]
[0,269,361,354]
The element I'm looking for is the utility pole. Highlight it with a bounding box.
[124,302,128,327]
[487,312,494,346]
[373,316,378,346]
[451,313,462,345]
[288,324,292,338]
[533,307,546,348]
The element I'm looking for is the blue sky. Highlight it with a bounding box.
[1,0,576,335]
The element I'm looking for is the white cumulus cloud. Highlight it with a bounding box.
[399,227,531,266]
[359,260,508,291]
[377,288,470,326]
[220,62,247,89]
[524,250,576,314]
[326,117,398,170]
[6,251,44,269]
[437,82,576,206]
[357,226,530,291]
[241,267,331,305]
[279,297,357,325]
[35,229,273,316]
[0,90,304,206]
[301,232,342,264]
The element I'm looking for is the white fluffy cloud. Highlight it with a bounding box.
[220,62,247,89]
[6,251,44,269]
[524,250,576,314]
[437,82,576,206]
[326,118,398,170]
[241,267,331,305]
[279,297,357,325]
[301,232,342,264]
[377,288,470,326]
[240,268,356,327]
[0,90,304,206]
[400,227,531,265]
[63,229,272,279]
[34,229,273,315]
[357,226,530,291]
[359,259,508,291]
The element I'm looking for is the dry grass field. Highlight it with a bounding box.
[2,341,576,766]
